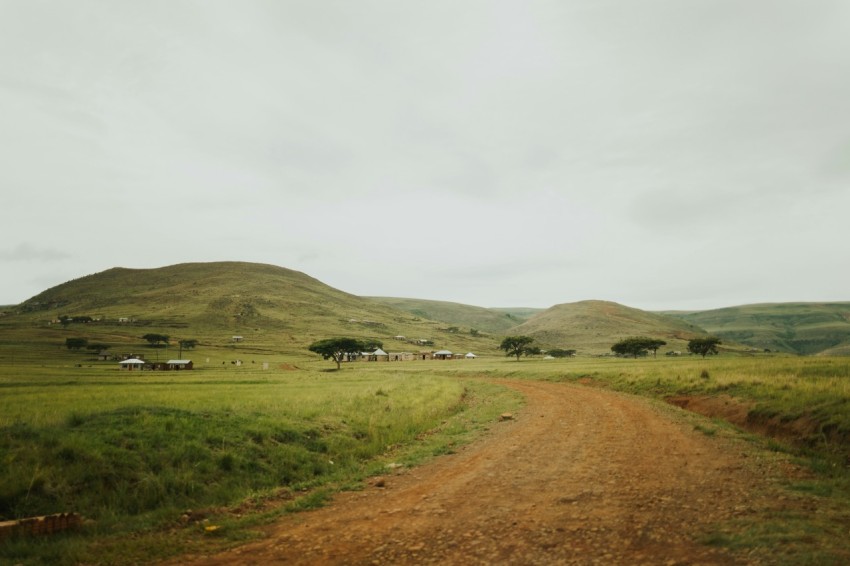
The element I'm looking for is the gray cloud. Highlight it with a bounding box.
[0,0,848,310]
[0,244,72,262]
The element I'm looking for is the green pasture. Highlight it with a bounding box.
[2,351,850,564]
[0,356,521,564]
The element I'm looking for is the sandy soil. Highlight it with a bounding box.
[172,380,785,565]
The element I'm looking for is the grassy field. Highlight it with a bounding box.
[0,354,522,565]
[2,341,850,563]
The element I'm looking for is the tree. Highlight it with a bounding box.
[86,343,110,352]
[65,337,88,350]
[178,339,198,358]
[548,348,576,358]
[142,333,170,348]
[524,346,542,357]
[308,338,368,370]
[611,336,661,359]
[687,336,722,358]
[363,339,383,351]
[645,339,667,358]
[499,336,535,361]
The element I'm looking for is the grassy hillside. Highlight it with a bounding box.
[488,307,544,324]
[666,302,850,356]
[508,300,708,355]
[366,297,525,335]
[1,262,498,361]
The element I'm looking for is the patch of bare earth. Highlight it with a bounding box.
[171,381,794,565]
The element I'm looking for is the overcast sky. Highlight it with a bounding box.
[2,1,848,311]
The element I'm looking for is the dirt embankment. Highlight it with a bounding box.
[171,381,795,565]
[667,395,849,457]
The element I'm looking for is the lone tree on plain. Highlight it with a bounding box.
[688,336,722,358]
[548,348,576,358]
[611,336,665,358]
[499,336,535,361]
[142,333,170,348]
[65,337,88,350]
[178,339,198,358]
[309,337,368,370]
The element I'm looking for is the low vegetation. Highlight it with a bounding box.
[499,335,535,360]
[2,262,850,563]
[0,361,521,564]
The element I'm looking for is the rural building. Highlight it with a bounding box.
[433,350,453,360]
[97,350,112,361]
[232,336,243,342]
[465,352,477,359]
[118,358,145,371]
[368,348,389,361]
[389,352,416,361]
[166,359,193,370]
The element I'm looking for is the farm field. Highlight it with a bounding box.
[1,351,849,564]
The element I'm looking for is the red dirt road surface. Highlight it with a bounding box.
[175,380,787,565]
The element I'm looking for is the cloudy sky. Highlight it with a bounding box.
[2,1,848,310]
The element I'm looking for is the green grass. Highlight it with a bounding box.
[0,360,521,565]
[3,354,850,563]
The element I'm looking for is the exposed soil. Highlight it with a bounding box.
[172,380,796,565]
[667,394,849,456]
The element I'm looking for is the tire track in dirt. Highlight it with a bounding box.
[172,380,777,565]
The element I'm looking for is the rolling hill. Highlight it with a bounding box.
[5,262,850,359]
[366,297,532,335]
[4,262,495,356]
[506,300,708,355]
[664,302,850,356]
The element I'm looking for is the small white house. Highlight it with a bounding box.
[119,358,145,371]
[232,336,243,343]
[465,352,477,359]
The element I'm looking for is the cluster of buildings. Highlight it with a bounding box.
[343,349,477,362]
[118,358,193,371]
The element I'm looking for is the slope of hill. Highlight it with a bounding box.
[488,307,545,324]
[5,262,495,356]
[366,297,525,335]
[507,300,708,354]
[665,302,850,355]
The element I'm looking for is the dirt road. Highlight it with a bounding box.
[177,380,781,565]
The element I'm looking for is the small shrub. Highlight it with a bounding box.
[700,369,710,380]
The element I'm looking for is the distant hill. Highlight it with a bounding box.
[366,297,528,334]
[6,263,850,358]
[665,302,850,356]
[507,300,708,355]
[7,262,493,355]
[488,307,545,324]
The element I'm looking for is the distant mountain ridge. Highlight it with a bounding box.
[665,302,850,356]
[6,262,850,356]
